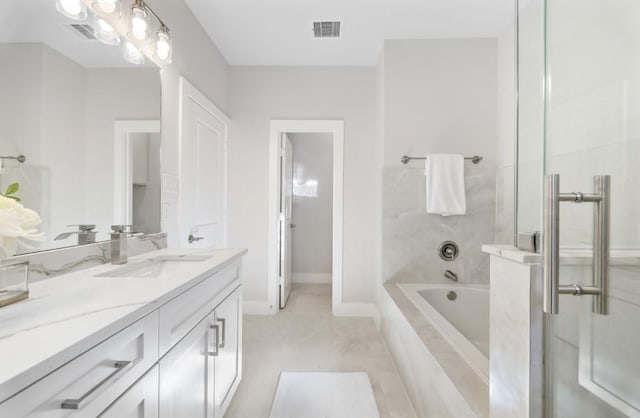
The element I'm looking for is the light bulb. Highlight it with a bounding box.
[98,18,114,32]
[123,42,145,65]
[55,0,87,20]
[95,0,119,15]
[130,5,148,40]
[95,18,121,46]
[156,29,172,63]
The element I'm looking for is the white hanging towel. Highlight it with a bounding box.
[425,154,466,216]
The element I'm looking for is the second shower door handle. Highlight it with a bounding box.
[543,174,610,315]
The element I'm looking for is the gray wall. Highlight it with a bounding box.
[227,66,379,304]
[381,39,498,285]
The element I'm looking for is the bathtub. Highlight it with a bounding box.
[398,283,490,384]
[381,283,489,417]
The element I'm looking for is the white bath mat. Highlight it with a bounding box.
[269,372,380,418]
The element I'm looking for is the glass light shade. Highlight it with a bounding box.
[55,0,88,20]
[94,0,120,16]
[95,18,121,46]
[156,30,172,63]
[130,5,148,40]
[123,42,145,65]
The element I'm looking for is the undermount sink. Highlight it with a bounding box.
[95,254,213,278]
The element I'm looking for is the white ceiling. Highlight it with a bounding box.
[184,0,515,66]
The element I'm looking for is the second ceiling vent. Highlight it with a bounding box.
[313,21,341,38]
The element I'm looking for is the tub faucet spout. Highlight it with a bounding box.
[444,270,458,282]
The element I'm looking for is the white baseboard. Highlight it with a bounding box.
[243,300,275,315]
[372,304,382,330]
[244,299,374,317]
[292,273,332,284]
[332,302,375,317]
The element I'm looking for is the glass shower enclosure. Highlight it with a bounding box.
[517,0,640,416]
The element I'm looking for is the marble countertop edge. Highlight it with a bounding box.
[0,247,247,402]
[482,244,640,266]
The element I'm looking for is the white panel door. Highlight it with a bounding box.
[180,78,228,248]
[279,135,293,308]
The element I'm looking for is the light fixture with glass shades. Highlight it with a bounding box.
[53,0,172,66]
[123,42,145,65]
[155,25,172,63]
[55,0,88,20]
[93,0,120,16]
[130,0,149,41]
[95,17,121,46]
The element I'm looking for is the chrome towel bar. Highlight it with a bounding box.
[0,155,26,163]
[401,155,483,164]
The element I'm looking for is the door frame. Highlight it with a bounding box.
[268,120,344,315]
[113,120,161,226]
[278,134,293,309]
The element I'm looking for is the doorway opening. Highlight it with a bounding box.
[268,120,344,314]
[113,120,161,232]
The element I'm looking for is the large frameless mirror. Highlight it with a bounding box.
[0,0,162,255]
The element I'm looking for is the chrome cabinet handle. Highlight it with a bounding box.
[60,360,132,410]
[208,324,220,356]
[543,174,610,315]
[217,318,226,348]
[188,234,204,244]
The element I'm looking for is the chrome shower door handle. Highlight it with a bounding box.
[543,174,561,314]
[592,175,610,315]
[543,174,610,315]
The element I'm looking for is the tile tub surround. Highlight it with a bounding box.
[381,283,488,417]
[486,250,543,418]
[0,247,246,402]
[11,233,166,282]
[383,166,496,285]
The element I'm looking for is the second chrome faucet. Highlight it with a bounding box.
[110,225,132,264]
[444,270,458,282]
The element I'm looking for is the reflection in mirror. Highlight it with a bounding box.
[0,0,161,255]
[113,120,161,233]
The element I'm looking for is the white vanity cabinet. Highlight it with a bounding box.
[159,315,213,418]
[99,366,159,418]
[0,312,159,418]
[159,285,242,418]
[0,253,244,418]
[213,288,242,418]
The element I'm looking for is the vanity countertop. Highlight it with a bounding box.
[0,247,247,402]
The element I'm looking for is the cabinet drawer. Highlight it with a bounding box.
[158,261,240,356]
[98,365,158,418]
[0,312,159,418]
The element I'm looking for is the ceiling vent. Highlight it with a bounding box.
[313,21,341,38]
[66,23,96,40]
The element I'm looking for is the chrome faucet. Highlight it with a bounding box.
[54,224,97,245]
[110,225,131,265]
[444,270,458,282]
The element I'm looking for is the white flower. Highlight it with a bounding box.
[0,195,45,259]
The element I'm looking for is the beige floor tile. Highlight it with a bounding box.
[225,284,416,418]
